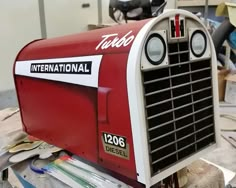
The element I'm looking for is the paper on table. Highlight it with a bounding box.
[201,158,236,185]
[72,155,131,188]
[9,143,61,163]
[43,164,84,188]
[43,156,130,188]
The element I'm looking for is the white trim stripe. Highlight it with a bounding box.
[127,18,156,186]
[15,55,103,88]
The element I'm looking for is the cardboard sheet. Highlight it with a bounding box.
[216,2,236,27]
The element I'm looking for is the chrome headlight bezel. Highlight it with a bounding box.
[190,30,207,58]
[145,33,166,66]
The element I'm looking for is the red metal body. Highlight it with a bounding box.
[14,19,149,181]
[14,10,219,187]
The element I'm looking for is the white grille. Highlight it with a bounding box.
[142,41,215,175]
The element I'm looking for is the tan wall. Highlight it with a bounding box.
[0,0,176,92]
[166,0,176,9]
[0,0,99,92]
[44,0,98,38]
[0,0,41,92]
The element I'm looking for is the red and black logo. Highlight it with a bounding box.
[170,14,185,38]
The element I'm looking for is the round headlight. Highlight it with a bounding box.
[190,30,207,57]
[145,33,166,65]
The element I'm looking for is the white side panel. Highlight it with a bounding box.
[15,55,103,88]
[209,26,221,149]
[127,18,158,187]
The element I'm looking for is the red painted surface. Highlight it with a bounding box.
[14,18,151,182]
[17,19,149,61]
[15,76,98,162]
[175,14,180,37]
[98,87,111,123]
[98,53,136,179]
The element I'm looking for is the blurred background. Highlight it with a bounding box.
[0,0,225,109]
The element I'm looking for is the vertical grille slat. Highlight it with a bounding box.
[142,41,215,176]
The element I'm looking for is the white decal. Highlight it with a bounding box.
[15,55,103,88]
[103,132,126,148]
[96,31,135,50]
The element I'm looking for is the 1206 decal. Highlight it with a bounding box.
[102,132,129,160]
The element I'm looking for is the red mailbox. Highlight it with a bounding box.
[14,10,219,187]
